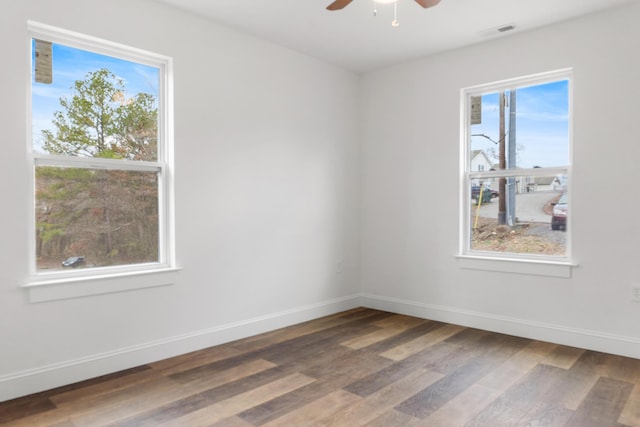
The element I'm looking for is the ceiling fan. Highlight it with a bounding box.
[326,0,441,11]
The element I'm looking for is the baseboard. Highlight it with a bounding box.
[6,292,637,402]
[0,294,362,402]
[360,293,640,360]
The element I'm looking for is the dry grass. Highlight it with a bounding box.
[471,217,565,256]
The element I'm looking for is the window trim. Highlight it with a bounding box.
[26,21,176,297]
[459,69,574,275]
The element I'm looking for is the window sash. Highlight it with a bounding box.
[34,154,163,173]
[31,159,169,276]
[468,166,568,181]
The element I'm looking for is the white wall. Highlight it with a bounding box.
[360,3,640,356]
[0,0,361,401]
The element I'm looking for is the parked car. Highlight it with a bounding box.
[62,256,85,268]
[471,186,497,204]
[551,193,567,230]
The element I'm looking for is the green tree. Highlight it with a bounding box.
[42,68,158,160]
[36,69,159,269]
[113,92,158,161]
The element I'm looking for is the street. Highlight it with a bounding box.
[474,190,560,224]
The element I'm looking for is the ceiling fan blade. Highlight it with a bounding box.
[414,0,441,8]
[326,0,354,10]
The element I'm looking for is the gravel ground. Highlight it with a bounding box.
[523,222,567,245]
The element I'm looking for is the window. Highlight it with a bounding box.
[28,22,174,285]
[461,70,571,268]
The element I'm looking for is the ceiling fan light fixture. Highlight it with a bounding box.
[327,0,439,27]
[391,1,399,27]
[327,0,440,12]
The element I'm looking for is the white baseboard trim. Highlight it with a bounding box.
[360,293,640,360]
[5,292,638,402]
[0,294,361,402]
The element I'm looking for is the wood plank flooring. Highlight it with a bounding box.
[1,308,640,426]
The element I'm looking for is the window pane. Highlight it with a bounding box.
[469,175,567,256]
[35,166,159,271]
[32,40,160,161]
[470,80,569,170]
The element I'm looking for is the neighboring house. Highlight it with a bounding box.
[523,175,566,192]
[470,150,496,189]
[471,150,493,172]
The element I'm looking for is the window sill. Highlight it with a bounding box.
[456,255,575,278]
[22,267,182,303]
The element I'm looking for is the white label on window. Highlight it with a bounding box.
[35,39,52,84]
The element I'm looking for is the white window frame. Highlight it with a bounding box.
[458,69,575,277]
[23,21,178,301]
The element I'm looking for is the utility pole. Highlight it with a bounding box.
[498,92,506,225]
[507,90,517,226]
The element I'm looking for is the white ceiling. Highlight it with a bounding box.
[155,0,636,73]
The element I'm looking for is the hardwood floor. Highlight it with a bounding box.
[1,308,640,426]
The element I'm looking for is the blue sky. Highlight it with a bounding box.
[32,41,159,152]
[33,40,568,167]
[470,80,569,169]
